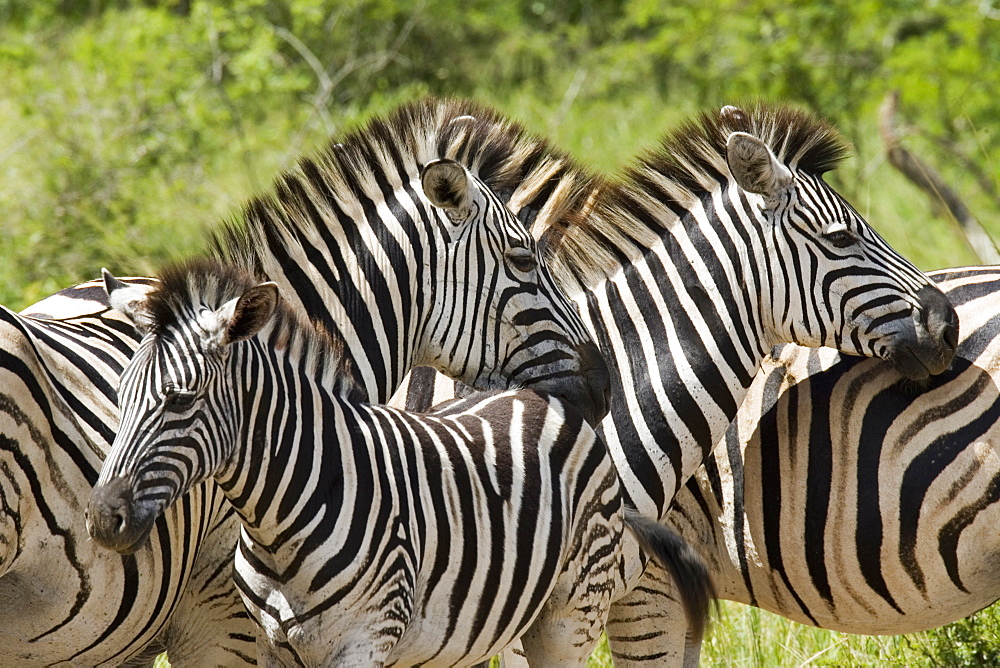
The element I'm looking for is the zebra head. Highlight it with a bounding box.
[212,101,613,424]
[87,266,284,554]
[720,106,958,378]
[415,159,608,421]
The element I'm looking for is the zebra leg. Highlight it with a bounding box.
[519,491,623,665]
[517,565,612,665]
[606,561,694,667]
[495,641,529,667]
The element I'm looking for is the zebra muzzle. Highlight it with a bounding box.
[86,476,153,555]
[888,285,959,380]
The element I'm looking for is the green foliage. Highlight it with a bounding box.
[695,600,1000,668]
[915,606,1000,666]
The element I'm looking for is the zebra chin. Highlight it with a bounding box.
[886,344,953,381]
[86,475,159,555]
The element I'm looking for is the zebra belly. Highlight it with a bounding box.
[709,437,1000,634]
[0,509,181,665]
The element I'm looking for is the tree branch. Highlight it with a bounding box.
[878,90,1000,264]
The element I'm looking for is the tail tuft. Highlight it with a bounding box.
[624,505,716,645]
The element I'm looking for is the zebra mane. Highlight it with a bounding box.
[146,258,359,397]
[546,102,852,293]
[211,97,598,273]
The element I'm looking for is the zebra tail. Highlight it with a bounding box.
[623,505,716,645]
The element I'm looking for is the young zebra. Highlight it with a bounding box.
[87,260,712,667]
[391,102,961,665]
[653,265,1000,660]
[0,98,607,665]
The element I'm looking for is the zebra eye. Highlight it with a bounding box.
[506,246,537,273]
[163,385,197,411]
[824,229,857,249]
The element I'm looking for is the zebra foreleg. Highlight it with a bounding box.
[605,561,697,668]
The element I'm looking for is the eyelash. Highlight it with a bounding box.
[163,385,196,411]
[825,229,856,248]
[506,246,537,273]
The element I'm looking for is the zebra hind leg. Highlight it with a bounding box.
[605,560,701,668]
[622,507,714,646]
[518,489,625,665]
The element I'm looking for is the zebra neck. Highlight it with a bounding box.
[218,334,376,549]
[577,190,774,519]
[250,236,428,405]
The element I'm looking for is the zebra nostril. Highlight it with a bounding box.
[88,475,136,542]
[915,285,959,358]
[944,322,959,352]
[112,507,129,535]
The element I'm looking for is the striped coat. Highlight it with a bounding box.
[88,261,711,666]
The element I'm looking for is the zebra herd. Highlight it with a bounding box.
[2,96,995,666]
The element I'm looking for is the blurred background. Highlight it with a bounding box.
[2,1,999,664]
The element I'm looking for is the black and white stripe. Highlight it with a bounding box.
[394,102,960,665]
[0,291,253,666]
[211,99,608,421]
[651,265,1000,659]
[88,260,712,666]
[0,98,608,664]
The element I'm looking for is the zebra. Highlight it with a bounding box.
[641,264,1000,661]
[0,98,608,664]
[390,102,961,665]
[0,288,258,667]
[86,259,713,667]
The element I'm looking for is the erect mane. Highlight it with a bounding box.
[547,102,852,293]
[211,97,598,273]
[145,258,358,397]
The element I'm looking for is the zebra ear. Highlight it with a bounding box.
[421,159,474,224]
[102,268,156,334]
[726,132,794,202]
[720,105,748,126]
[218,282,279,346]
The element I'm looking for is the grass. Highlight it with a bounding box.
[699,600,1000,667]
